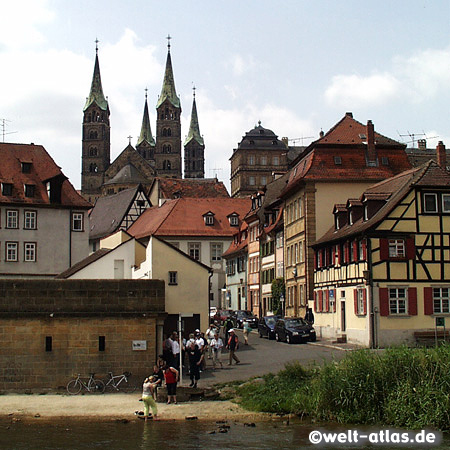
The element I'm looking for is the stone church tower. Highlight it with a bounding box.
[136,90,156,165]
[154,38,182,178]
[81,44,110,201]
[184,89,205,178]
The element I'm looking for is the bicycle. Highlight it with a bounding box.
[104,371,139,392]
[66,373,105,395]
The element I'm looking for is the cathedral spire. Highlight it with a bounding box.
[185,87,204,146]
[156,36,180,109]
[137,89,155,147]
[84,41,108,112]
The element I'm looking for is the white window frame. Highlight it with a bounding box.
[6,210,18,229]
[211,243,223,262]
[229,215,239,226]
[6,242,18,261]
[442,194,450,213]
[433,287,450,314]
[389,287,408,315]
[356,288,365,315]
[24,242,36,262]
[204,214,214,225]
[188,242,201,261]
[248,155,255,165]
[72,212,84,231]
[389,239,405,258]
[24,210,37,230]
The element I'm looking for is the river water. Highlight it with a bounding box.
[1,419,448,449]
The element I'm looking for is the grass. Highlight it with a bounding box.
[235,345,450,430]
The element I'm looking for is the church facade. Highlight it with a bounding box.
[81,40,205,203]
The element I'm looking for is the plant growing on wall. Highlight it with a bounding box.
[271,277,285,316]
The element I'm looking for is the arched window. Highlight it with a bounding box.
[89,130,98,139]
[89,147,98,156]
[163,160,171,170]
[167,128,172,136]
[89,163,98,173]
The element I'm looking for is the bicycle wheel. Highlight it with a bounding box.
[92,379,105,394]
[122,379,139,393]
[105,381,118,392]
[67,379,81,395]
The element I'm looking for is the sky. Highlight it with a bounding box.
[1,0,449,192]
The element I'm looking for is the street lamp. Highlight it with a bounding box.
[280,293,285,317]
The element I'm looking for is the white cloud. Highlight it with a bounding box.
[225,54,258,77]
[324,46,450,109]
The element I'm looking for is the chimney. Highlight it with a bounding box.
[345,112,353,118]
[281,137,289,147]
[418,139,427,151]
[437,141,446,168]
[319,129,324,138]
[366,120,377,165]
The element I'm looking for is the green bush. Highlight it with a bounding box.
[236,345,450,430]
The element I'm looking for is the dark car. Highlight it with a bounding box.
[213,309,233,325]
[258,315,280,339]
[231,310,258,329]
[274,317,316,344]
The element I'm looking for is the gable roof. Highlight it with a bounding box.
[313,160,450,247]
[128,197,251,239]
[57,248,112,278]
[89,185,149,240]
[0,142,91,208]
[152,177,230,199]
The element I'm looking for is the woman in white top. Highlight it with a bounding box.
[142,376,158,421]
[210,335,224,369]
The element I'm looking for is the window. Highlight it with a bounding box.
[211,243,223,262]
[204,214,214,225]
[6,210,18,228]
[389,239,405,258]
[2,183,12,196]
[229,215,239,226]
[24,242,36,262]
[442,194,450,213]
[45,336,52,352]
[72,213,84,231]
[433,287,450,314]
[356,288,366,315]
[381,157,389,166]
[24,184,35,198]
[169,271,178,285]
[21,162,32,173]
[260,156,267,165]
[273,156,279,166]
[261,176,267,185]
[188,242,201,261]
[334,156,342,165]
[99,336,106,352]
[423,193,438,213]
[6,242,18,261]
[248,156,255,165]
[249,176,255,186]
[389,288,407,315]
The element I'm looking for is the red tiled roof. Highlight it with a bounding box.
[155,177,230,199]
[223,222,249,258]
[128,197,251,239]
[0,143,91,208]
[282,114,411,197]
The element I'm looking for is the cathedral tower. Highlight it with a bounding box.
[136,89,156,166]
[184,88,205,178]
[81,43,110,202]
[154,36,182,178]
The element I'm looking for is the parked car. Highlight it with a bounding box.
[258,315,280,339]
[213,309,233,325]
[274,317,316,344]
[231,310,258,329]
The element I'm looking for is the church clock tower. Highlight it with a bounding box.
[81,42,110,202]
[154,36,182,178]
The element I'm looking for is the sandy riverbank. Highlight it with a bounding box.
[0,393,272,423]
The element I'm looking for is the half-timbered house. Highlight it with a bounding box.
[312,154,450,347]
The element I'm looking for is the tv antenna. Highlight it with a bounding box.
[210,167,223,179]
[288,135,314,146]
[1,119,18,142]
[397,130,438,148]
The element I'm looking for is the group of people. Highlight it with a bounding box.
[140,323,244,421]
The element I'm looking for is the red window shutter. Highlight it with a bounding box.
[424,287,433,315]
[363,289,367,315]
[318,290,323,312]
[314,291,317,312]
[325,290,330,312]
[353,241,358,261]
[379,238,389,260]
[408,287,417,315]
[362,239,367,260]
[406,238,415,260]
[379,288,389,316]
[337,245,342,264]
[354,289,358,315]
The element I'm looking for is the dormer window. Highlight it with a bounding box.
[228,214,239,226]
[24,184,35,198]
[381,157,389,166]
[21,162,32,173]
[2,183,13,196]
[334,156,342,165]
[203,212,215,226]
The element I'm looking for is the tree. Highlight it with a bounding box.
[271,277,285,316]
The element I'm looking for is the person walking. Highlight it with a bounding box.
[163,364,179,404]
[226,329,240,365]
[188,344,204,388]
[242,319,251,345]
[305,307,315,324]
[224,317,234,344]
[141,376,158,421]
[210,333,223,369]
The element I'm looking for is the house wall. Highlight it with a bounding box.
[0,207,89,277]
[0,279,165,390]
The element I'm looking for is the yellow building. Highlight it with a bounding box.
[312,156,450,347]
[281,113,412,319]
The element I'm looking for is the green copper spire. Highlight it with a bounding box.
[84,42,108,112]
[185,88,204,146]
[156,36,180,109]
[137,90,156,147]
